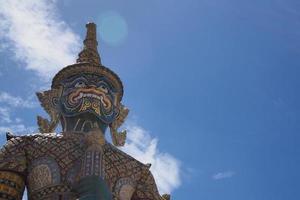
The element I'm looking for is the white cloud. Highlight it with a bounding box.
[0,92,36,108]
[0,124,36,134]
[120,125,181,195]
[0,0,80,80]
[212,171,235,180]
[0,94,37,134]
[0,107,12,123]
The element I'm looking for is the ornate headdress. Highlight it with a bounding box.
[52,23,124,100]
[36,23,128,146]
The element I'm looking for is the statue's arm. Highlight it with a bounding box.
[132,170,170,200]
[0,135,27,200]
[0,171,25,200]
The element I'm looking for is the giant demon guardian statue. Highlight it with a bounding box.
[0,23,170,200]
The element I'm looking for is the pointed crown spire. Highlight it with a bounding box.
[76,22,102,66]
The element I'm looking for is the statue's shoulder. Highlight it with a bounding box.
[103,143,150,170]
[3,132,63,148]
[103,143,163,198]
[0,132,27,155]
[5,132,60,139]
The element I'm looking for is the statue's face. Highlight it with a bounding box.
[59,73,119,124]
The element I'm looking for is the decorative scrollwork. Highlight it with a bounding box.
[109,104,129,146]
[162,194,171,200]
[36,87,62,133]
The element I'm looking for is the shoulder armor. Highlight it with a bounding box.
[6,132,15,141]
[0,134,27,174]
[104,143,149,168]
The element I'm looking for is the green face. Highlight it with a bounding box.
[59,73,120,124]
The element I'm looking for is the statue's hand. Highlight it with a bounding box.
[72,176,112,200]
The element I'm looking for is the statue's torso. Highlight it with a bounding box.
[0,133,149,200]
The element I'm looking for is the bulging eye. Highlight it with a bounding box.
[98,85,107,91]
[75,81,86,88]
[99,85,107,90]
[98,84,109,92]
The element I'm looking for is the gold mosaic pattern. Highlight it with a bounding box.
[30,184,72,200]
[28,164,52,192]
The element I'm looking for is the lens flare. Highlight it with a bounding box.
[97,11,128,46]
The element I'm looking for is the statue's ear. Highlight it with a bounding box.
[52,96,59,107]
[36,87,63,133]
[36,87,62,113]
[109,104,129,147]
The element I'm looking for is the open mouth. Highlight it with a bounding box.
[68,88,111,109]
[73,93,104,101]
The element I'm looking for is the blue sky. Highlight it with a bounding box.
[0,0,300,199]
